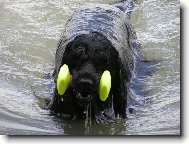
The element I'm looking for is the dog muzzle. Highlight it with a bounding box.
[57,64,111,101]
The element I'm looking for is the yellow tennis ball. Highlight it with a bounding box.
[99,70,111,101]
[57,64,71,96]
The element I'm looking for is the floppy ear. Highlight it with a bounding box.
[53,40,74,83]
[47,40,75,115]
[111,48,128,118]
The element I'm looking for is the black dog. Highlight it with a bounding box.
[48,1,140,122]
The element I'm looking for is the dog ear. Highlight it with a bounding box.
[110,48,127,119]
[61,41,74,69]
[54,40,74,82]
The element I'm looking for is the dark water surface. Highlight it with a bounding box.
[0,0,180,135]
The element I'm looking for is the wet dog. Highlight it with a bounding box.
[48,1,138,122]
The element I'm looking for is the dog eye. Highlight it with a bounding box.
[72,47,84,59]
[71,46,88,67]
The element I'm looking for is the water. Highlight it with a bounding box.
[0,0,180,135]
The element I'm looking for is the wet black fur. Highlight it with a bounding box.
[48,32,127,122]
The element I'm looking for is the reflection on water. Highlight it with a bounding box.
[0,0,180,135]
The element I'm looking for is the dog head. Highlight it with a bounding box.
[59,32,119,105]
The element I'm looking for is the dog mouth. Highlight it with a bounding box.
[74,90,93,105]
[57,64,111,103]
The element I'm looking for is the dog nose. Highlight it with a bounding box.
[79,78,93,88]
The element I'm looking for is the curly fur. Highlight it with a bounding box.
[48,32,127,122]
